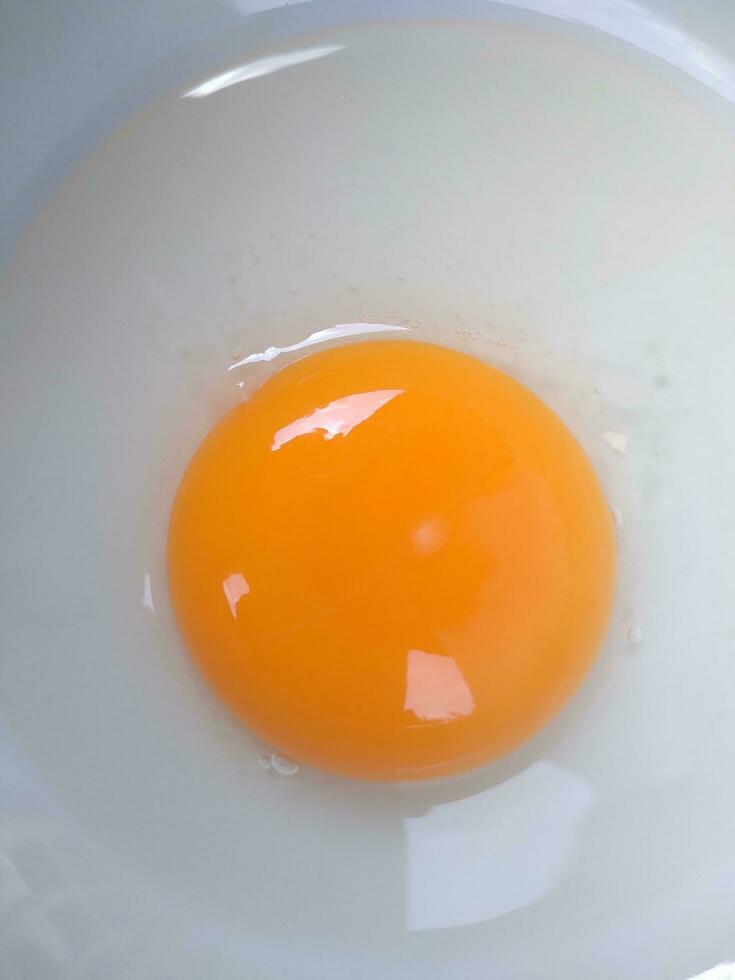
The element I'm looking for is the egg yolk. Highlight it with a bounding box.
[167,339,615,781]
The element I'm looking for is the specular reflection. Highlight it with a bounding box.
[412,517,449,556]
[404,650,474,723]
[228,323,409,371]
[403,761,593,930]
[183,45,344,99]
[141,572,155,614]
[272,389,404,451]
[688,966,735,980]
[222,572,250,619]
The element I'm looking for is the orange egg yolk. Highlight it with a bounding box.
[167,339,615,781]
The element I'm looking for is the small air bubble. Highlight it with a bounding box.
[258,752,272,770]
[611,507,622,528]
[626,625,642,645]
[271,754,299,776]
[603,431,627,455]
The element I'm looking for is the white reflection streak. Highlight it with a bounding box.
[228,323,410,372]
[183,45,343,98]
[404,650,474,722]
[404,761,594,930]
[272,388,404,451]
[229,0,312,13]
[689,966,735,980]
[223,573,250,619]
[142,573,155,614]
[499,0,735,104]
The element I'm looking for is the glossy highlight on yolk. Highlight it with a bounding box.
[167,339,615,781]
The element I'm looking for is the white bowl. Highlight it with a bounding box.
[3,3,735,978]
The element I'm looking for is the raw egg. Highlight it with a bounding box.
[167,339,615,780]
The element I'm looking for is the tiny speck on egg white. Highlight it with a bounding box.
[626,626,643,645]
